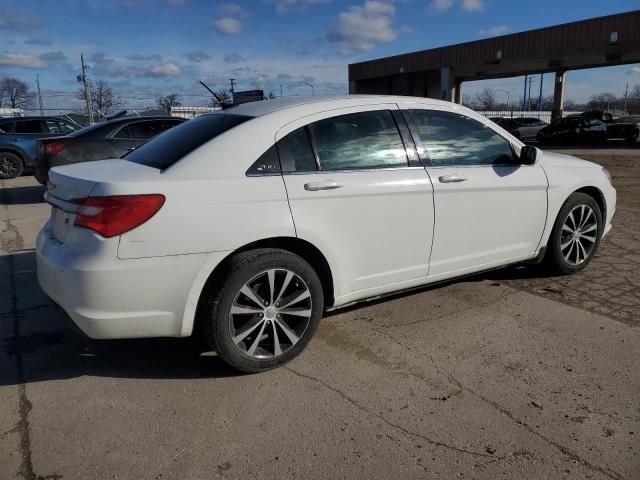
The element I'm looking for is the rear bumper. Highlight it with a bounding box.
[36,222,207,339]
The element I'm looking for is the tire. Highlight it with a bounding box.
[200,248,324,373]
[0,152,24,180]
[544,192,603,275]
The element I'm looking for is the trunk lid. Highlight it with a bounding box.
[45,159,160,243]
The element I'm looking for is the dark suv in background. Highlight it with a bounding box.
[0,116,79,179]
[35,116,185,184]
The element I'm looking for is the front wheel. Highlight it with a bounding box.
[0,152,23,179]
[544,192,603,275]
[201,248,324,373]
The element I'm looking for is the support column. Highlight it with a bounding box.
[440,67,453,101]
[551,70,566,120]
[453,79,462,104]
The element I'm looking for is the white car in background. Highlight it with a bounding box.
[37,95,616,372]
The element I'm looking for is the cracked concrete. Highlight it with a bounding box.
[1,150,639,480]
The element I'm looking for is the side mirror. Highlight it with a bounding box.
[520,145,537,165]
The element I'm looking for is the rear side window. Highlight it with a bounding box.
[126,114,252,170]
[0,121,15,133]
[309,110,408,170]
[14,120,44,134]
[277,127,317,172]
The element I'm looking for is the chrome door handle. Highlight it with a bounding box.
[439,174,467,183]
[304,180,343,191]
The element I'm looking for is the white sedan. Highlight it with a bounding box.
[36,96,616,372]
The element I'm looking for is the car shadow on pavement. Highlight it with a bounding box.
[0,185,45,205]
[1,251,241,386]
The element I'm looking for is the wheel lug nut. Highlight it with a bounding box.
[259,313,263,318]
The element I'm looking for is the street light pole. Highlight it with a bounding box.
[304,82,314,96]
[496,89,510,111]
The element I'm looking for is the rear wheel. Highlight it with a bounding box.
[201,248,324,373]
[544,192,603,275]
[0,152,23,179]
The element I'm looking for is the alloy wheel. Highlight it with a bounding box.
[560,205,598,265]
[0,156,18,177]
[229,268,312,359]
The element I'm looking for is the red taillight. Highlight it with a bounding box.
[72,194,165,238]
[45,142,67,155]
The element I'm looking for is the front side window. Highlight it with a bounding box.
[309,110,408,171]
[406,110,515,166]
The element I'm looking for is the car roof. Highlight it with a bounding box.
[217,95,456,118]
[0,116,70,123]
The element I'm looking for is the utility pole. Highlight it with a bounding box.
[35,75,44,117]
[522,74,528,111]
[280,85,283,97]
[304,81,314,96]
[80,53,94,124]
[229,78,236,94]
[623,83,629,113]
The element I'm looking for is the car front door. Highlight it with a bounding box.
[278,105,434,303]
[404,107,548,280]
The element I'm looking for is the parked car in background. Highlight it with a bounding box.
[35,116,185,184]
[606,115,640,143]
[0,116,79,179]
[36,96,615,373]
[489,116,548,141]
[537,115,607,144]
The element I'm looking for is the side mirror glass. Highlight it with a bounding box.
[520,145,537,165]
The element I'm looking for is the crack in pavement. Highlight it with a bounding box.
[430,360,626,480]
[2,180,61,480]
[348,316,626,480]
[284,366,500,462]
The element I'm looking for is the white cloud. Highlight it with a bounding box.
[0,10,40,31]
[0,53,46,68]
[147,63,181,77]
[462,0,484,12]
[328,1,397,54]
[629,66,640,75]
[215,17,242,35]
[266,0,332,14]
[429,0,454,12]
[479,25,509,37]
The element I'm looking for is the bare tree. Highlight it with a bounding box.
[0,78,34,109]
[474,87,498,110]
[209,89,232,108]
[626,84,640,114]
[77,79,123,118]
[587,92,617,111]
[156,93,182,114]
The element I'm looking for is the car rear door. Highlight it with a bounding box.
[403,107,548,280]
[278,104,434,303]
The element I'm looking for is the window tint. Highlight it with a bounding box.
[407,110,515,166]
[113,125,130,139]
[309,110,407,170]
[246,145,281,175]
[126,113,251,170]
[127,120,167,140]
[14,120,44,134]
[45,119,76,134]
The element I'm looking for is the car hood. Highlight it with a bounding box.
[539,151,599,169]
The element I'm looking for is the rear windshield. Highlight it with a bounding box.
[125,113,252,170]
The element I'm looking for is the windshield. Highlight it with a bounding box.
[125,113,252,170]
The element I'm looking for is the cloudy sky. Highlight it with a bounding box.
[0,0,639,112]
